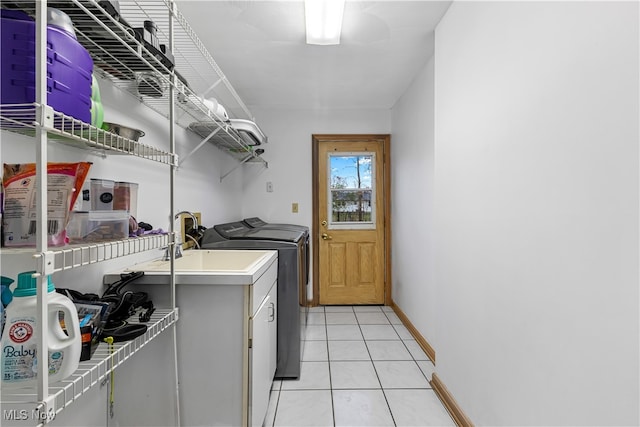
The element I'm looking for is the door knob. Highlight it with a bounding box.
[321,233,332,240]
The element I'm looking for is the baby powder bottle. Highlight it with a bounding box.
[1,272,81,388]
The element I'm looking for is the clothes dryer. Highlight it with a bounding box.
[242,217,310,294]
[243,216,308,233]
[200,223,306,379]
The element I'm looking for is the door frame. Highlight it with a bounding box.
[311,134,392,306]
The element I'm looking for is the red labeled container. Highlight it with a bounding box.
[1,8,93,123]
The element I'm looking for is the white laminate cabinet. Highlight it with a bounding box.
[250,282,277,427]
[114,250,279,427]
[178,255,277,427]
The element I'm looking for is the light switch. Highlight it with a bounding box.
[292,202,299,213]
[266,182,273,192]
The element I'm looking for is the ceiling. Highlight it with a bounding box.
[174,1,452,113]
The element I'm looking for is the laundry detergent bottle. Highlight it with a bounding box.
[1,276,14,335]
[1,272,80,388]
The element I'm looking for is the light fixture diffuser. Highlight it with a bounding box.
[305,0,346,45]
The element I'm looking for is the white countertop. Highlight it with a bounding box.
[106,249,278,285]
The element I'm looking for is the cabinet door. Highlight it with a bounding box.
[250,282,277,427]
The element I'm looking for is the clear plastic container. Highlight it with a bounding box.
[113,182,139,219]
[90,179,115,210]
[66,210,129,243]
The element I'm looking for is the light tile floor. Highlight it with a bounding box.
[264,306,456,427]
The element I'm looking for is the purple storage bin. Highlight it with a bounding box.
[1,9,93,124]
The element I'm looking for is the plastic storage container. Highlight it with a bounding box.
[0,9,93,123]
[113,182,139,218]
[90,179,115,210]
[1,272,81,388]
[73,179,120,211]
[66,210,129,243]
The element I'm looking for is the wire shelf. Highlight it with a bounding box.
[1,234,170,273]
[0,104,176,165]
[0,0,267,170]
[1,1,172,80]
[187,122,264,161]
[0,309,178,422]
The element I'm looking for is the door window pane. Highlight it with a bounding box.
[328,154,375,229]
[331,189,373,222]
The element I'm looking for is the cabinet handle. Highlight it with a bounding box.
[268,302,275,322]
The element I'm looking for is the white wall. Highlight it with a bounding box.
[431,1,639,425]
[243,107,392,224]
[390,56,436,347]
[242,107,392,297]
[0,75,243,295]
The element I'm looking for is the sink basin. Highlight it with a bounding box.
[119,249,277,285]
[108,249,278,292]
[131,250,273,273]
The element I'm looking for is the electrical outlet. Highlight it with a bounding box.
[292,203,299,213]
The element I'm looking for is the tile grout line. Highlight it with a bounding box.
[356,306,399,427]
[268,381,282,427]
[381,308,434,382]
[325,306,336,427]
[272,306,448,427]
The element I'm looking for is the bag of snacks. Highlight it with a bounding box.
[2,162,92,247]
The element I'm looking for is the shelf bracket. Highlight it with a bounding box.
[219,154,254,182]
[179,127,221,167]
[201,78,224,98]
[33,251,56,276]
[34,396,56,424]
[36,104,55,131]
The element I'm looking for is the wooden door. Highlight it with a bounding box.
[313,135,390,305]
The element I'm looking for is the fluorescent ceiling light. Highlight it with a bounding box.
[305,0,346,45]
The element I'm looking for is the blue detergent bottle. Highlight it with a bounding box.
[0,276,14,335]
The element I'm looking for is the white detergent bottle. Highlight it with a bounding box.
[1,271,81,388]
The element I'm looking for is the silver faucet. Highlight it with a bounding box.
[162,211,199,260]
[175,210,199,258]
